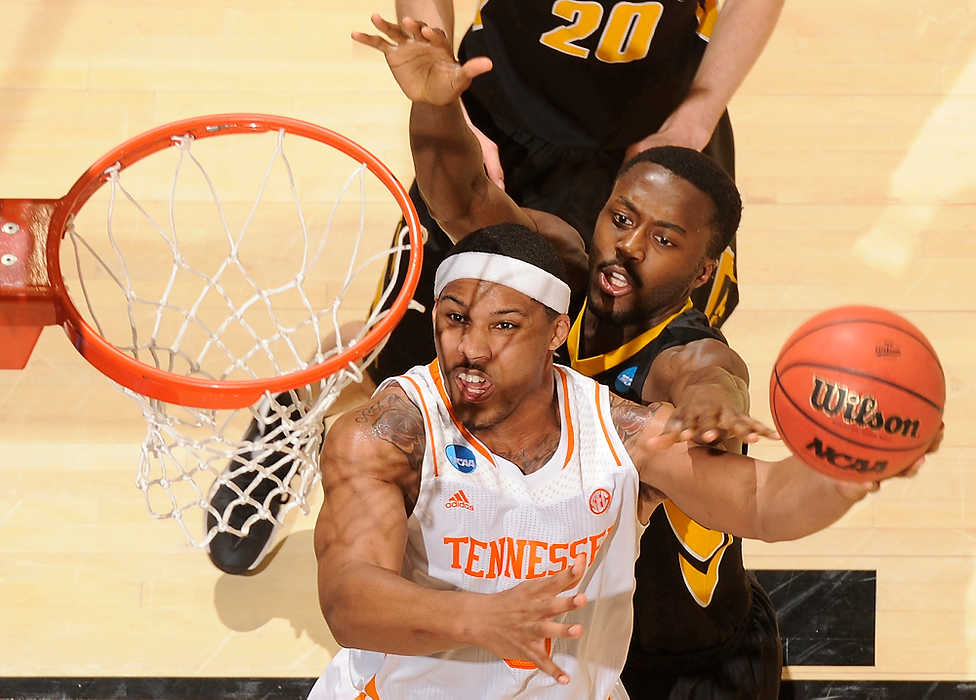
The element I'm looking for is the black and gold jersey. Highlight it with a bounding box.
[458,0,719,149]
[567,301,755,661]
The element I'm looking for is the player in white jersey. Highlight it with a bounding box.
[318,342,641,699]
[310,223,928,699]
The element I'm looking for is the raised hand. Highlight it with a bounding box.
[468,555,588,684]
[352,14,493,106]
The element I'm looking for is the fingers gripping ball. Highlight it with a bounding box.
[769,306,945,482]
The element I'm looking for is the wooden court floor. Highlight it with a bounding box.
[0,0,973,694]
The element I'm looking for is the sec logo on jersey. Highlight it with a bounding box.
[589,488,612,515]
[446,444,478,474]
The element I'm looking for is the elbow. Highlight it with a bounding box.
[750,499,791,543]
[317,561,358,647]
[754,526,789,544]
[320,590,357,648]
[420,180,483,243]
[752,510,811,544]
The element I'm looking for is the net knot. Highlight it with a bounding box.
[103,162,122,182]
[170,134,195,150]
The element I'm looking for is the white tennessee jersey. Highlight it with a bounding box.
[310,360,642,700]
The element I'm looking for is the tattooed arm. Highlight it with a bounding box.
[315,383,465,653]
[608,394,884,541]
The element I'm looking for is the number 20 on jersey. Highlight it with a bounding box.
[474,1,717,65]
[540,1,665,63]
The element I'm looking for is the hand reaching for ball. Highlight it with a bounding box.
[833,421,944,500]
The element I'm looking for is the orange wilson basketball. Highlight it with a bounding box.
[769,306,945,482]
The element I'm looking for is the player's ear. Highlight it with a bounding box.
[692,257,717,290]
[549,313,571,351]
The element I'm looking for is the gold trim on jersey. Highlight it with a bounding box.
[696,0,719,41]
[663,501,735,607]
[471,0,490,30]
[567,298,692,376]
[703,245,736,327]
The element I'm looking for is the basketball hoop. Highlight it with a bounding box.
[0,114,422,546]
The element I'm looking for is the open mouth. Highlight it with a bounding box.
[455,370,495,404]
[599,266,633,297]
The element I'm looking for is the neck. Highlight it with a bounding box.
[582,297,688,357]
[472,369,561,476]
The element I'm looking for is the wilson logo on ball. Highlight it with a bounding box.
[804,436,888,475]
[809,376,921,438]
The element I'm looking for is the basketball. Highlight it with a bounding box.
[769,306,945,482]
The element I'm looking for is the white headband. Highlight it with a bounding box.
[434,251,571,314]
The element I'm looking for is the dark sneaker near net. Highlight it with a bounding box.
[207,392,304,575]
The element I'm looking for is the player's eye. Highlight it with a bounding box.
[446,311,466,323]
[495,321,518,330]
[611,212,633,228]
[653,233,674,247]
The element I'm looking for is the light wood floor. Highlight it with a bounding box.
[0,0,973,685]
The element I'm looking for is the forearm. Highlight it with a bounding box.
[396,0,455,41]
[640,440,865,543]
[669,365,748,410]
[665,0,784,147]
[752,456,867,542]
[322,561,476,654]
[410,101,529,239]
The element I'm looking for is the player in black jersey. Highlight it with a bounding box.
[352,21,786,697]
[573,154,781,698]
[207,0,784,572]
[375,0,783,371]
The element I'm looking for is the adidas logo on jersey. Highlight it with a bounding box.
[445,490,474,511]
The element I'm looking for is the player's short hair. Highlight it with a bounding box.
[437,224,569,317]
[617,146,741,259]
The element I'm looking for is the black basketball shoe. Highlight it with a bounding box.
[207,392,305,575]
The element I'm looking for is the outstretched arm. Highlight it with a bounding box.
[625,0,785,159]
[608,394,926,542]
[353,15,527,237]
[395,0,455,41]
[353,16,587,286]
[394,0,508,190]
[645,338,777,446]
[316,384,589,683]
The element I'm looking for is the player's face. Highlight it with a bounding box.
[588,163,717,325]
[433,279,569,431]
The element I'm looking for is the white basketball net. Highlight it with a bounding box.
[61,126,418,547]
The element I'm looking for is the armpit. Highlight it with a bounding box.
[637,482,667,525]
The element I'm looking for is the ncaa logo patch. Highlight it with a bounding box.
[589,488,612,515]
[446,444,478,474]
[615,366,638,394]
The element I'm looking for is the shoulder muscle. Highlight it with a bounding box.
[323,383,426,494]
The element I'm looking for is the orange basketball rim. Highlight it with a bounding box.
[0,114,422,409]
